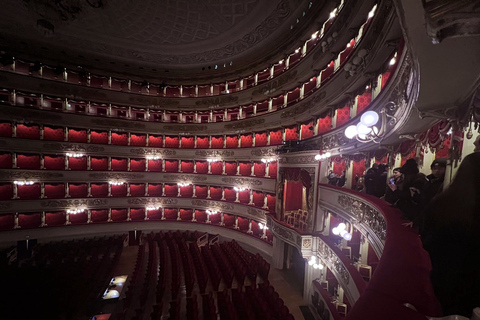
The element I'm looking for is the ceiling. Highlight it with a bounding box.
[1,0,327,83]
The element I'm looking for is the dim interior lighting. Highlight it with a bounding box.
[146,205,161,211]
[361,111,380,127]
[66,152,84,158]
[145,154,161,160]
[177,182,190,187]
[259,223,268,230]
[109,180,125,185]
[67,207,86,214]
[14,180,35,185]
[206,209,218,215]
[308,256,324,269]
[315,152,331,161]
[332,223,352,241]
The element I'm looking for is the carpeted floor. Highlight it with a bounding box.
[299,305,316,320]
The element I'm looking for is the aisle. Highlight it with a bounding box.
[269,268,306,320]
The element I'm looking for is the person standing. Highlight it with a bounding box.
[423,158,447,205]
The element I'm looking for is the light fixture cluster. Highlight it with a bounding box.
[66,152,84,158]
[314,152,331,161]
[146,205,161,211]
[332,223,352,241]
[206,209,218,215]
[145,154,161,160]
[66,208,86,214]
[308,256,324,270]
[258,223,268,230]
[368,4,377,19]
[13,180,35,185]
[207,158,221,162]
[344,110,380,142]
[233,186,247,192]
[261,157,275,163]
[109,180,125,185]
[177,182,190,187]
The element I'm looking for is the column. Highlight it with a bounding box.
[14,213,19,229]
[224,109,228,121]
[234,216,239,229]
[303,259,317,304]
[194,135,198,148]
[127,208,131,221]
[238,134,241,148]
[41,183,45,198]
[209,136,212,148]
[239,106,243,119]
[145,159,149,172]
[236,161,240,175]
[192,185,197,198]
[267,131,271,146]
[282,128,286,141]
[162,134,166,147]
[249,190,254,205]
[87,156,91,170]
[178,160,182,173]
[208,161,212,174]
[247,219,253,234]
[146,133,149,146]
[222,161,226,175]
[162,159,166,172]
[161,208,166,220]
[177,208,181,221]
[108,130,112,144]
[223,135,227,148]
[268,98,273,112]
[235,189,240,203]
[207,185,211,199]
[144,208,149,220]
[206,212,211,224]
[145,183,149,196]
[250,161,255,176]
[192,209,197,222]
[219,213,225,226]
[66,183,70,198]
[65,155,69,170]
[127,158,131,171]
[261,226,268,239]
[127,132,131,145]
[41,211,46,227]
[193,160,197,173]
[40,125,44,139]
[108,183,112,197]
[179,136,182,148]
[64,127,68,141]
[65,212,71,225]
[107,208,112,222]
[13,183,18,199]
[12,122,17,138]
[252,133,256,147]
[272,237,285,269]
[263,193,269,209]
[221,187,225,200]
[87,209,92,223]
[177,185,181,197]
[127,183,131,196]
[162,184,166,196]
[87,183,92,197]
[108,157,112,170]
[265,162,270,178]
[87,129,91,143]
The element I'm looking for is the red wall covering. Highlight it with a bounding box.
[130,184,145,197]
[148,135,163,147]
[43,126,63,141]
[45,183,65,199]
[91,157,108,171]
[91,183,108,197]
[130,208,145,221]
[44,155,64,170]
[181,137,195,148]
[130,134,146,146]
[46,212,66,226]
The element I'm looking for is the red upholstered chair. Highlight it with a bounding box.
[45,212,66,226]
[285,126,298,141]
[301,122,314,140]
[148,159,162,172]
[356,91,372,113]
[69,211,88,224]
[320,62,334,82]
[253,191,264,207]
[180,209,193,220]
[269,162,277,179]
[267,194,276,211]
[91,157,108,171]
[181,136,195,148]
[111,132,128,145]
[237,217,249,232]
[238,190,250,204]
[43,126,64,141]
[224,188,236,202]
[196,137,209,148]
[0,153,12,168]
[148,183,163,196]
[165,160,179,173]
[130,158,146,172]
[209,187,222,200]
[90,130,108,144]
[0,214,15,230]
[44,155,65,170]
[165,136,179,148]
[68,128,88,143]
[226,135,238,148]
[91,183,108,197]
[164,184,178,197]
[255,132,268,147]
[269,130,283,145]
[254,163,266,177]
[130,184,145,197]
[149,135,163,147]
[111,209,127,221]
[211,136,224,148]
[68,156,87,170]
[223,214,235,228]
[0,184,13,200]
[16,124,40,139]
[44,183,65,199]
[146,208,161,220]
[18,213,41,229]
[239,162,251,176]
[111,184,127,197]
[91,209,108,223]
[335,105,351,127]
[317,116,332,134]
[130,208,145,221]
[181,161,194,173]
[195,185,207,198]
[164,208,177,220]
[17,154,41,169]
[240,134,253,148]
[130,133,146,146]
[68,183,88,198]
[0,122,12,137]
[111,158,128,171]
[195,161,208,174]
[195,210,207,223]
[224,162,237,175]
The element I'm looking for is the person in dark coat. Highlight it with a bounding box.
[420,152,480,317]
[373,164,388,198]
[385,167,403,204]
[422,158,447,205]
[364,163,378,195]
[337,170,346,187]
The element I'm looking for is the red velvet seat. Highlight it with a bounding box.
[68,128,88,143]
[130,208,145,221]
[91,183,108,197]
[68,183,88,198]
[17,154,41,169]
[17,183,41,199]
[91,157,108,171]
[16,124,40,139]
[44,183,65,199]
[45,212,66,226]
[43,126,63,141]
[44,155,65,170]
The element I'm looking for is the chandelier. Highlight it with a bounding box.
[344,103,397,143]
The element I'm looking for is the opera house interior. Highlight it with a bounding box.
[0,0,479,319]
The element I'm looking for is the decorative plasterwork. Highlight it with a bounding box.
[337,194,386,242]
[250,148,277,157]
[266,215,302,249]
[221,177,262,186]
[224,118,265,130]
[251,70,298,96]
[88,172,145,180]
[278,154,318,165]
[91,118,146,129]
[167,175,208,182]
[127,198,178,205]
[3,171,64,180]
[191,200,235,210]
[194,150,235,157]
[40,199,108,208]
[195,96,239,108]
[280,92,327,119]
[317,238,350,285]
[163,125,208,132]
[129,148,177,156]
[247,207,267,220]
[43,143,105,153]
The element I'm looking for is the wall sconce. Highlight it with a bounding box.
[308,256,324,270]
[259,223,268,230]
[332,223,352,241]
[207,158,221,162]
[66,207,86,214]
[315,152,331,161]
[261,157,276,163]
[206,209,218,215]
[66,152,84,158]
[344,104,397,143]
[146,154,161,160]
[177,182,191,187]
[233,186,247,192]
[14,180,36,185]
[146,205,161,211]
[109,180,125,185]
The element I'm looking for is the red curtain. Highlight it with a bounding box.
[253,191,264,207]
[164,184,178,197]
[224,214,235,228]
[112,209,127,221]
[209,187,222,200]
[180,185,193,198]
[269,130,283,145]
[0,153,12,168]
[285,126,298,141]
[357,91,372,113]
[333,157,346,176]
[91,157,108,171]
[69,211,87,224]
[111,184,127,197]
[301,121,314,140]
[238,190,250,204]
[0,122,11,137]
[195,210,207,223]
[237,217,249,231]
[269,162,277,179]
[267,194,276,211]
[335,105,351,127]
[180,209,193,220]
[164,208,177,220]
[195,185,207,198]
[44,155,64,170]
[284,181,303,211]
[317,115,332,134]
[224,188,236,202]
[0,184,13,200]
[91,209,108,223]
[147,209,162,220]
[0,214,14,230]
[352,159,366,189]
